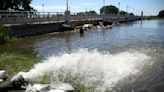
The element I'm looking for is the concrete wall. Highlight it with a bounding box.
[9,20,101,37]
[8,17,140,37]
[10,23,63,37]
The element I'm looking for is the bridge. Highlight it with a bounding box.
[0,10,140,37]
[0,10,140,26]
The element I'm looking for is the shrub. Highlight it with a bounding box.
[0,26,9,44]
[158,10,164,18]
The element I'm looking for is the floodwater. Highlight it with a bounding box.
[2,20,164,92]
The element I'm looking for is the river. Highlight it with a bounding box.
[3,20,164,92]
[34,20,164,58]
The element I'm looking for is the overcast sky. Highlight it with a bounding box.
[31,0,164,15]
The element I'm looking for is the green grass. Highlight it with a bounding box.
[0,26,9,44]
[154,17,164,20]
[0,51,37,80]
[0,49,37,92]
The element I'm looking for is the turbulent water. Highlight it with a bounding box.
[19,20,164,91]
[21,49,152,91]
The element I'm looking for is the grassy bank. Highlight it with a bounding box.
[0,48,37,92]
[0,25,9,44]
[0,25,38,79]
[0,51,37,80]
[0,25,37,92]
[154,17,164,20]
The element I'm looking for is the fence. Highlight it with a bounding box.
[0,10,138,25]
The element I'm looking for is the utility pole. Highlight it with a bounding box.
[66,0,68,11]
[118,2,120,15]
[129,6,130,13]
[65,0,70,22]
[103,0,105,6]
[42,4,44,13]
[118,2,120,10]
[126,5,128,13]
[133,8,135,15]
[141,10,143,18]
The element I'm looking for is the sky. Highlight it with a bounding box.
[31,0,164,16]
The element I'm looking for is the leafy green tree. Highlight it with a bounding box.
[158,10,164,18]
[77,10,97,15]
[85,10,97,15]
[0,0,34,11]
[119,10,128,15]
[129,12,134,16]
[100,5,119,14]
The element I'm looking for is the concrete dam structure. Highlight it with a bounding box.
[0,11,141,37]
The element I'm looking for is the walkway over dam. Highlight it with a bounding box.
[0,11,140,25]
[0,11,141,37]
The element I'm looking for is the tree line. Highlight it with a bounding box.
[79,5,134,15]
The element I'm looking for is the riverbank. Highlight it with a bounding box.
[0,26,37,80]
[0,50,37,80]
[0,49,37,92]
[0,35,38,80]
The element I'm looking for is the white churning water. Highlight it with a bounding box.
[15,49,151,90]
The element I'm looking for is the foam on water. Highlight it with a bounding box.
[18,49,151,90]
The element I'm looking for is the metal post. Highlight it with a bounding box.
[64,0,70,22]
[42,4,44,13]
[56,12,58,22]
[133,8,135,15]
[66,0,68,11]
[103,0,105,6]
[118,2,120,16]
[126,5,128,17]
[126,6,128,13]
[42,4,44,18]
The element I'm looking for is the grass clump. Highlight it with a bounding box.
[0,51,37,79]
[0,25,10,44]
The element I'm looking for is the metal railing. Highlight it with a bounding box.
[0,10,139,25]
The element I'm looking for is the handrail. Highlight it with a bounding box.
[0,10,139,25]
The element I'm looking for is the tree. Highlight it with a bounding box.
[85,10,97,15]
[129,12,134,16]
[158,10,164,18]
[119,10,128,15]
[0,0,34,11]
[77,10,97,15]
[100,5,119,14]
